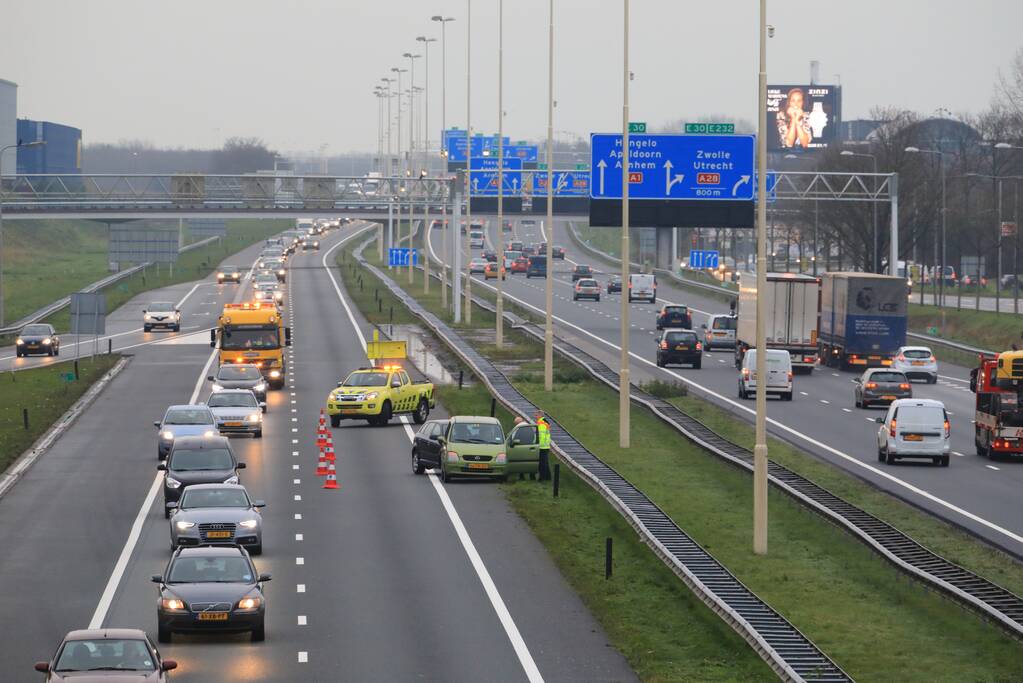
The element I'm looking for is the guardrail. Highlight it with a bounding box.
[354,235,852,682]
[0,235,220,336]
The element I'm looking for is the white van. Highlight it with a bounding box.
[876,399,950,466]
[469,230,485,248]
[628,273,657,303]
[738,349,793,401]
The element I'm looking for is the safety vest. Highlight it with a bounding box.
[537,419,551,449]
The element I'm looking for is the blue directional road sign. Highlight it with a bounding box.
[589,133,755,201]
[444,132,510,163]
[754,170,779,203]
[531,170,590,197]
[688,249,719,269]
[504,144,539,164]
[388,248,419,267]
[469,156,523,196]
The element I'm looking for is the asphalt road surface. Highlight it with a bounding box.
[0,223,636,682]
[426,217,1023,558]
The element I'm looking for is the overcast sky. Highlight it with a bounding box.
[2,1,1020,155]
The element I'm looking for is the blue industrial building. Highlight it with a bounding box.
[17,119,81,174]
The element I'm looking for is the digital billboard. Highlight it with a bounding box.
[766,85,840,151]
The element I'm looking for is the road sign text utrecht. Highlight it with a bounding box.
[589,133,755,201]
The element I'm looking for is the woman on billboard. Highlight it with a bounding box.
[776,87,812,149]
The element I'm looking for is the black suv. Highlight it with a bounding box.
[655,305,692,330]
[153,545,270,643]
[656,329,703,369]
[571,264,593,282]
[158,436,245,518]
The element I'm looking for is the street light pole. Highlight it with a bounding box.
[432,15,455,311]
[418,36,437,296]
[405,53,421,285]
[619,0,631,449]
[495,0,505,347]
[840,149,879,271]
[544,0,555,392]
[464,0,473,324]
[906,147,948,306]
[0,140,46,328]
[753,0,769,556]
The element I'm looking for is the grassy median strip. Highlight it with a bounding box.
[0,354,121,475]
[909,303,1022,357]
[343,236,1023,682]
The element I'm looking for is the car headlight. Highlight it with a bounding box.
[175,520,195,530]
[236,596,262,610]
[253,382,266,392]
[15,338,23,345]
[203,430,216,437]
[495,452,507,464]
[211,383,223,392]
[42,338,52,345]
[231,272,239,278]
[239,519,259,529]
[161,598,186,611]
[364,391,379,400]
[248,413,261,423]
[161,430,175,440]
[278,269,286,275]
[269,370,281,378]
[224,475,239,484]
[165,476,182,489]
[218,273,225,278]
[144,314,153,320]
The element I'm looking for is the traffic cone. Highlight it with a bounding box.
[316,424,328,449]
[324,443,335,462]
[322,462,339,489]
[316,452,329,476]
[318,409,327,429]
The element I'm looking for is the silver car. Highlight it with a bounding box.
[702,314,737,350]
[206,389,264,437]
[891,346,938,384]
[155,405,217,460]
[168,483,264,554]
[209,364,267,401]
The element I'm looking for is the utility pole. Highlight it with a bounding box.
[495,0,505,346]
[464,0,473,324]
[544,0,555,392]
[432,15,456,311]
[619,0,631,448]
[753,0,769,556]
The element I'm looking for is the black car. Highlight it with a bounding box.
[656,329,702,369]
[502,220,514,232]
[16,323,60,357]
[656,305,693,330]
[209,363,268,401]
[552,245,566,260]
[158,436,245,518]
[152,545,270,643]
[483,249,498,262]
[411,418,451,473]
[571,264,593,282]
[216,265,242,284]
[606,275,622,294]
[521,244,536,257]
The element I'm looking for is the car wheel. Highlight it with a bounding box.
[596,295,601,302]
[877,447,885,462]
[929,375,938,384]
[15,350,21,358]
[855,396,861,409]
[783,392,793,401]
[47,347,54,357]
[656,357,665,368]
[941,456,950,467]
[440,463,451,483]
[157,624,171,643]
[173,324,180,332]
[377,401,392,426]
[885,449,897,465]
[144,325,152,333]
[738,384,746,400]
[413,451,425,475]
[692,359,702,370]
[53,347,59,356]
[254,430,262,439]
[250,543,263,556]
[329,414,341,428]
[413,398,429,425]
[251,622,266,642]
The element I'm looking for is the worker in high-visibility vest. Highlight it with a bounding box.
[535,411,552,482]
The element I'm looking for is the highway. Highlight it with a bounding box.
[426,217,1023,557]
[0,223,635,681]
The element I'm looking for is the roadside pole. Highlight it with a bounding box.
[753,0,769,555]
[464,0,473,324]
[618,0,630,449]
[452,175,463,323]
[543,0,555,392]
[495,0,505,347]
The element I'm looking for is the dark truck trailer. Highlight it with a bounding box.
[819,272,908,370]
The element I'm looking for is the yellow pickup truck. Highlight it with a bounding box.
[326,365,435,427]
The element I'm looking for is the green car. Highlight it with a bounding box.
[411,416,540,482]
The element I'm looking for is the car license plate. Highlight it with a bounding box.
[467,463,490,470]
[881,395,896,401]
[714,332,726,336]
[912,361,925,366]
[225,422,243,427]
[904,434,923,442]
[197,612,229,621]
[675,345,689,350]
[206,531,231,539]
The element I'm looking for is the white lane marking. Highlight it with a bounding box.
[292,450,300,456]
[291,417,298,422]
[295,533,303,541]
[325,236,545,683]
[293,464,300,470]
[987,465,1001,471]
[296,557,304,565]
[293,478,301,485]
[291,428,298,433]
[799,391,809,396]
[471,277,1023,549]
[294,494,302,501]
[294,513,302,520]
[842,408,852,413]
[298,616,308,626]
[953,452,965,457]
[297,584,306,593]
[820,399,830,405]
[298,652,308,663]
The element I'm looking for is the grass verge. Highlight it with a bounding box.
[908,304,1023,363]
[344,235,1023,682]
[0,354,121,474]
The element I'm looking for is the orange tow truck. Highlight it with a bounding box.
[211,302,291,389]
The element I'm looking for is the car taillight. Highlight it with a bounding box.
[696,342,702,351]
[787,371,793,381]
[890,419,897,438]
[447,451,459,462]
[899,383,910,390]
[660,341,668,349]
[742,368,750,378]
[896,354,905,362]
[944,420,950,439]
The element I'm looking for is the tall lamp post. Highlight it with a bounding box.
[494,0,506,346]
[431,15,455,310]
[906,146,949,306]
[996,143,1023,314]
[619,0,631,448]
[418,36,437,295]
[463,0,473,324]
[840,149,879,272]
[543,0,556,391]
[0,140,46,328]
[753,0,769,556]
[404,54,422,285]
[784,153,817,274]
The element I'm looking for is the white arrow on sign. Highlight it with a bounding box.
[732,175,751,196]
[555,173,568,193]
[597,159,607,194]
[664,160,685,195]
[472,178,480,192]
[511,177,519,192]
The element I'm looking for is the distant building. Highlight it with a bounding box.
[839,119,883,143]
[0,79,16,176]
[17,119,82,174]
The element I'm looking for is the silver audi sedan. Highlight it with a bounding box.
[167,483,265,554]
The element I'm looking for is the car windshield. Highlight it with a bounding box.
[220,265,238,273]
[208,393,257,408]
[165,408,212,425]
[21,324,49,335]
[221,328,279,350]
[666,332,697,344]
[578,279,598,287]
[903,349,932,359]
[218,366,262,380]
[449,421,504,444]
[576,266,591,273]
[712,316,737,330]
[181,488,249,509]
[167,555,254,583]
[664,306,687,314]
[343,372,388,387]
[870,372,907,383]
[169,448,234,471]
[55,638,155,673]
[149,302,174,312]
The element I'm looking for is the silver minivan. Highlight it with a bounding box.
[738,348,793,400]
[876,399,950,466]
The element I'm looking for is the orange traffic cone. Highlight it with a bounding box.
[316,425,328,449]
[324,443,335,462]
[318,409,327,428]
[316,452,329,476]
[322,462,339,489]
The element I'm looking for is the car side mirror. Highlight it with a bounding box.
[391,381,401,388]
[437,436,446,446]
[142,310,147,315]
[157,464,167,471]
[512,438,522,446]
[207,375,215,381]
[162,660,178,672]
[209,329,216,348]
[875,417,885,424]
[258,573,273,582]
[34,663,49,673]
[236,462,247,469]
[165,502,178,510]
[154,421,161,428]
[259,402,267,409]
[253,500,266,508]
[429,434,440,442]
[151,574,163,583]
